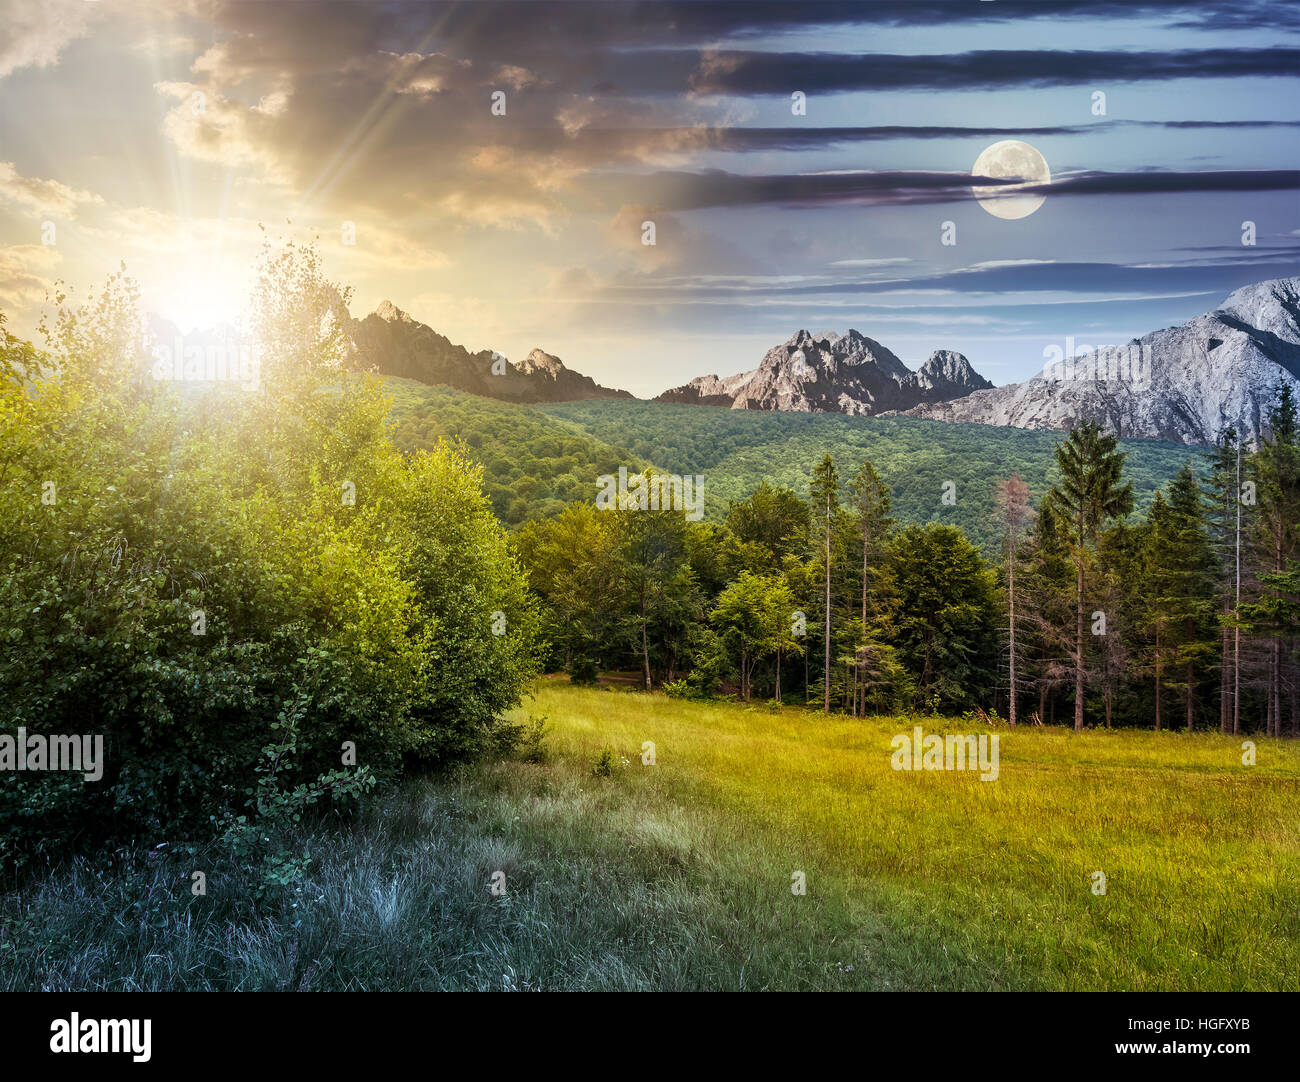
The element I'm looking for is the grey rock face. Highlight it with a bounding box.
[906,277,1300,444]
[655,329,990,415]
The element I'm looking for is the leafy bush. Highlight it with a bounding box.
[590,746,617,777]
[218,680,376,903]
[0,246,540,864]
[507,714,550,763]
[568,656,600,685]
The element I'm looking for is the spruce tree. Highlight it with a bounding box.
[810,454,841,712]
[1047,422,1135,731]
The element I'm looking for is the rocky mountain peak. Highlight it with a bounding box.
[915,350,994,400]
[348,303,631,403]
[517,348,567,378]
[655,328,989,415]
[372,299,413,323]
[905,276,1300,444]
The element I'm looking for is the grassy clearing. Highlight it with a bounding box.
[3,679,1297,990]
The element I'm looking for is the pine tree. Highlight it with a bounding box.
[1047,422,1135,731]
[887,523,998,712]
[1095,521,1143,729]
[1202,427,1242,733]
[1143,465,1216,732]
[847,458,893,634]
[1249,385,1300,737]
[1020,493,1075,726]
[809,454,842,712]
[993,474,1034,726]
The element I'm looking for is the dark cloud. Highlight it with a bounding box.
[566,119,1300,155]
[583,168,1300,212]
[598,259,1300,308]
[401,2,1300,44]
[779,261,1300,300]
[687,48,1300,96]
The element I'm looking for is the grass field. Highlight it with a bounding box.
[4,679,1298,991]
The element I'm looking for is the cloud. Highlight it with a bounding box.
[581,167,1300,211]
[0,0,95,79]
[0,244,60,310]
[302,2,1300,46]
[0,162,103,219]
[154,82,294,180]
[687,47,1300,96]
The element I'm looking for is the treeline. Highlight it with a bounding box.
[384,384,1195,555]
[539,397,1194,554]
[517,392,1300,736]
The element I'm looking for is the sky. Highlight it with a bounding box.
[0,0,1297,396]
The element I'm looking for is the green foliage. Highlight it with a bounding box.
[537,399,1194,555]
[515,496,704,689]
[662,679,691,699]
[887,523,998,711]
[219,679,376,903]
[710,571,801,701]
[0,245,539,862]
[514,714,551,763]
[386,380,648,526]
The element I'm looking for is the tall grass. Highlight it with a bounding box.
[3,680,1297,990]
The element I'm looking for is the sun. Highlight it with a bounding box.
[156,274,244,334]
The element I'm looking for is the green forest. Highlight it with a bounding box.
[388,381,1196,554]
[388,369,1300,741]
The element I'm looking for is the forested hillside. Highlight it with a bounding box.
[386,380,649,524]
[387,382,1198,554]
[540,400,1199,553]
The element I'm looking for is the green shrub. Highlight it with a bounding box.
[516,715,551,763]
[0,247,540,864]
[662,679,690,699]
[568,656,600,685]
[590,746,617,777]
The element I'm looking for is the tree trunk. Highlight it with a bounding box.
[861,526,869,632]
[1074,531,1085,732]
[1234,441,1242,735]
[640,601,652,691]
[1273,532,1284,737]
[823,498,832,713]
[1008,539,1018,727]
[1186,659,1194,733]
[1233,624,1241,735]
[1154,632,1162,731]
[1220,602,1231,734]
[1284,650,1294,733]
[1270,638,1280,738]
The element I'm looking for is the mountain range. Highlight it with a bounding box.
[654,330,992,415]
[905,277,1300,445]
[148,276,1300,447]
[348,301,633,403]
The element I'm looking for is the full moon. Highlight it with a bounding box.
[971,140,1051,220]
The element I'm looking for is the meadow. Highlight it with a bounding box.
[4,679,1296,992]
